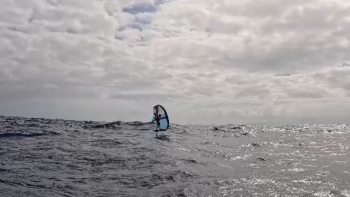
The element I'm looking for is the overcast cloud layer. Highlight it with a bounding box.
[0,0,350,125]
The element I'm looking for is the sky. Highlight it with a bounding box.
[0,0,350,125]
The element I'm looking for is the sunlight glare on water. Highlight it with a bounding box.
[0,116,350,197]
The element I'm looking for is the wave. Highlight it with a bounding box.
[0,131,60,138]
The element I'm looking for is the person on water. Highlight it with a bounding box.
[156,114,162,131]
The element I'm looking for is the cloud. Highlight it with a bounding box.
[150,0,350,72]
[0,0,349,125]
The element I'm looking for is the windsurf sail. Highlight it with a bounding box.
[153,104,170,131]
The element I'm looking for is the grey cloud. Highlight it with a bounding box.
[275,73,300,77]
[234,85,271,100]
[312,68,350,96]
[0,85,95,100]
[1,0,350,125]
[0,0,118,37]
[224,74,258,85]
[262,5,350,34]
[223,0,312,19]
[284,88,329,99]
[110,93,180,101]
[135,12,156,24]
[153,0,350,72]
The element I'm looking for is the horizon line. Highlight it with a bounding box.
[0,114,349,127]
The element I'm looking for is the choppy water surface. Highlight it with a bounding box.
[1,116,350,197]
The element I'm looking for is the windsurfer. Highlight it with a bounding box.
[156,114,161,131]
[152,105,170,138]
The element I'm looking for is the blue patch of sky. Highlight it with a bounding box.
[122,3,157,15]
[117,0,174,41]
[120,2,159,33]
[155,0,169,5]
[122,0,176,15]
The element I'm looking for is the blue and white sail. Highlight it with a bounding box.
[153,105,170,131]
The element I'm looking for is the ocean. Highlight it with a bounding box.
[0,116,349,197]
